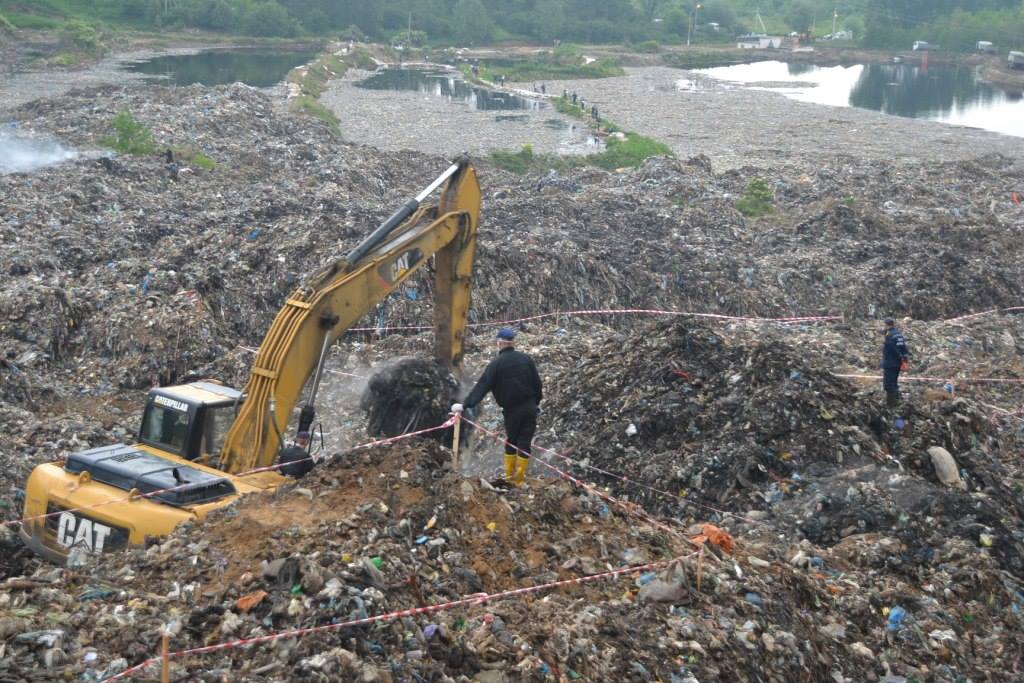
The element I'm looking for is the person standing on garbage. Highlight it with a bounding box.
[451,327,543,486]
[880,317,910,407]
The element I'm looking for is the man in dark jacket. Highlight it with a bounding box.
[880,317,910,407]
[452,327,542,486]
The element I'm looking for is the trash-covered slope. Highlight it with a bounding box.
[4,439,1022,683]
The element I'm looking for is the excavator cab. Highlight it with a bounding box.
[138,382,242,463]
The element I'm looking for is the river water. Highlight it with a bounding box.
[693,60,1024,138]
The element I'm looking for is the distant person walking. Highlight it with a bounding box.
[451,328,543,486]
[880,317,910,407]
[591,104,599,120]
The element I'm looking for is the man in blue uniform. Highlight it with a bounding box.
[881,318,910,407]
[451,327,543,486]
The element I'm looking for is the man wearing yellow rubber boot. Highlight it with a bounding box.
[452,327,543,486]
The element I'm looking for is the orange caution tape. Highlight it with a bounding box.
[690,523,734,554]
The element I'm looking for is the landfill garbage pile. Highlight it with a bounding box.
[3,439,1024,683]
[542,320,1024,577]
[1,76,1023,682]
[360,357,468,447]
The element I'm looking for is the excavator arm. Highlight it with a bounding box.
[217,159,480,474]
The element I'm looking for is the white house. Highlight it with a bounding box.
[737,34,783,49]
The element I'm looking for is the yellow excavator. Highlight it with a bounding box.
[20,159,480,564]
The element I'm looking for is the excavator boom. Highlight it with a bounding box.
[217,159,480,473]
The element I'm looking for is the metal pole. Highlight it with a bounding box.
[306,332,333,409]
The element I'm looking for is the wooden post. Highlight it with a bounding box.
[161,631,170,683]
[696,547,704,592]
[451,413,461,473]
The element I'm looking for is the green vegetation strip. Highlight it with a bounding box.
[662,50,766,71]
[284,46,375,135]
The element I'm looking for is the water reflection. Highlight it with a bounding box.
[850,63,996,117]
[695,60,1024,137]
[356,68,542,111]
[126,49,319,87]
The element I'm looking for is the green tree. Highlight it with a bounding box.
[102,110,154,156]
[784,0,815,33]
[242,2,296,37]
[453,0,494,44]
[700,0,736,32]
[663,7,688,37]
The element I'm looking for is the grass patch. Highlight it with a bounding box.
[172,146,216,170]
[2,11,61,29]
[50,52,79,67]
[477,46,623,82]
[586,133,672,170]
[491,133,672,174]
[289,95,340,135]
[553,96,586,119]
[0,11,15,33]
[481,58,623,81]
[347,47,377,70]
[288,53,348,98]
[101,110,154,156]
[629,40,661,53]
[490,145,536,174]
[735,178,775,217]
[663,50,763,70]
[489,144,569,174]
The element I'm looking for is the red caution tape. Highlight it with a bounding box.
[462,416,770,531]
[834,373,1024,384]
[101,552,695,681]
[347,308,843,333]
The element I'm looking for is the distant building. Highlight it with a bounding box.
[737,34,783,49]
[821,31,851,40]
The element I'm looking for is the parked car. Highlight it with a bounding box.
[912,41,930,51]
[976,41,996,54]
[1009,51,1024,70]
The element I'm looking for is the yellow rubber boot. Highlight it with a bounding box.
[513,456,530,487]
[503,453,517,480]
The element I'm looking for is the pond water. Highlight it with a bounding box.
[125,48,318,87]
[693,60,1024,137]
[356,68,542,111]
